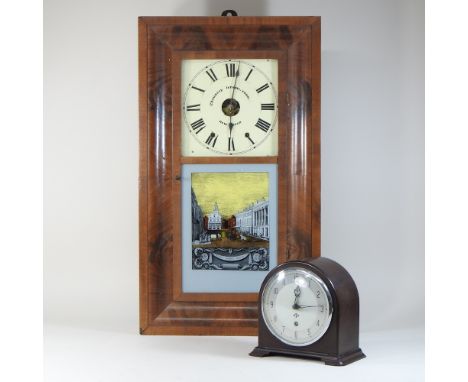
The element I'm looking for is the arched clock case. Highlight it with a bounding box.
[250,257,366,366]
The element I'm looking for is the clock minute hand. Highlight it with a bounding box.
[297,304,324,309]
[228,61,241,135]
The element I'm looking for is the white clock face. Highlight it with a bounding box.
[261,267,333,346]
[181,59,278,156]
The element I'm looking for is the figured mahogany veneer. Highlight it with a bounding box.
[139,16,321,335]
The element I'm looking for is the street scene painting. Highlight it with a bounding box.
[191,172,270,271]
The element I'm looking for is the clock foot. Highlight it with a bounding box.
[249,347,273,358]
[323,349,366,366]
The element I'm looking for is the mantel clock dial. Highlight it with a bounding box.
[261,266,333,346]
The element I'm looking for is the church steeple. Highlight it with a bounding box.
[207,201,222,231]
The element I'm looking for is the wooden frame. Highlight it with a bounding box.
[139,16,321,335]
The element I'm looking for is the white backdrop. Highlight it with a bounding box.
[44,0,424,335]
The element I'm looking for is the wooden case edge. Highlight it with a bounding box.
[139,16,321,335]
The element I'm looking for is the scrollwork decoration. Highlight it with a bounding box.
[192,247,269,271]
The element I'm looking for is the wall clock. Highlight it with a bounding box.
[250,257,366,366]
[139,15,321,335]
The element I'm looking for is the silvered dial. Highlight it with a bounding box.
[261,267,333,346]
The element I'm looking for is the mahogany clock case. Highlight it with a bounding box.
[139,16,321,335]
[251,257,366,366]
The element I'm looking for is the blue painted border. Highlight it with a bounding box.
[181,164,278,293]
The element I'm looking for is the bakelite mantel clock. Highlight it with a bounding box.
[139,16,321,335]
[250,257,366,366]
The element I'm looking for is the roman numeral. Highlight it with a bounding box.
[256,83,269,93]
[228,137,235,151]
[225,63,236,77]
[245,132,255,145]
[261,103,275,110]
[244,68,253,81]
[205,132,218,147]
[186,104,200,111]
[191,86,205,93]
[255,118,271,132]
[190,118,205,134]
[205,68,218,82]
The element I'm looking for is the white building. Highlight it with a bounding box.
[235,199,269,240]
[207,202,222,230]
[236,207,253,235]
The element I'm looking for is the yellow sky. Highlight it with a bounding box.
[192,172,269,217]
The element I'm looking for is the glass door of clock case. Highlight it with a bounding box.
[177,56,280,295]
[181,163,278,293]
[171,51,286,302]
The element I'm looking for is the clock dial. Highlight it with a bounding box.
[181,59,278,156]
[261,267,333,346]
